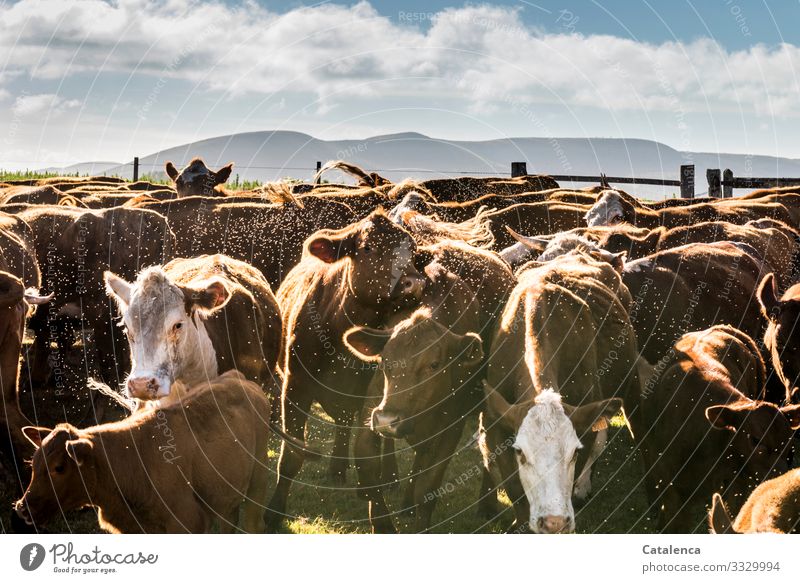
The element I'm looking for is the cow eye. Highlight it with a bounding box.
[362,245,372,254]
[53,464,65,474]
[173,322,183,331]
[429,360,441,371]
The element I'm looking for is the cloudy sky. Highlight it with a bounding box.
[1,0,799,168]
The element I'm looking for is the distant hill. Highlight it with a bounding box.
[40,162,121,176]
[44,131,800,198]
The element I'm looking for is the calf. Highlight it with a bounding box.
[640,326,800,532]
[14,370,270,533]
[709,469,800,533]
[104,254,281,403]
[343,242,514,532]
[165,158,233,197]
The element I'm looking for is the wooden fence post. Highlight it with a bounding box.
[723,168,733,198]
[316,161,322,174]
[133,157,139,182]
[511,162,527,178]
[680,164,695,199]
[707,169,721,198]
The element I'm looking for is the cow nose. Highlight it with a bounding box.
[127,377,160,399]
[14,500,33,526]
[371,409,402,437]
[396,273,425,301]
[536,515,572,534]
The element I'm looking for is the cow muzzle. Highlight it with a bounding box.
[14,499,34,526]
[391,272,425,304]
[371,408,413,439]
[533,515,573,534]
[126,376,165,400]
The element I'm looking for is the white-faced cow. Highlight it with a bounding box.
[104,254,281,404]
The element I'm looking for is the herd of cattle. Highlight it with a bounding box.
[2,158,800,534]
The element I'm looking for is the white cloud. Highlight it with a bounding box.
[12,93,80,117]
[0,0,799,118]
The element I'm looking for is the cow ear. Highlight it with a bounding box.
[183,278,230,315]
[457,332,483,367]
[757,273,780,320]
[343,326,392,362]
[567,398,624,438]
[706,403,747,432]
[482,381,529,432]
[65,438,93,466]
[0,271,24,308]
[104,271,133,309]
[165,162,179,181]
[214,163,233,185]
[307,233,355,263]
[708,493,737,534]
[780,403,800,430]
[22,426,52,449]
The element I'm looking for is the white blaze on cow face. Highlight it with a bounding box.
[104,267,226,400]
[584,190,625,227]
[513,390,581,534]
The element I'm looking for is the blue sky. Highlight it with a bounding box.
[1,0,799,167]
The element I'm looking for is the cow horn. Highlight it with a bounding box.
[24,290,53,305]
[504,226,550,251]
[708,493,737,534]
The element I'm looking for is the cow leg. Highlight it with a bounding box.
[477,467,501,519]
[573,428,607,504]
[354,424,396,533]
[240,461,269,534]
[380,437,399,486]
[264,387,312,531]
[327,411,352,484]
[410,422,465,533]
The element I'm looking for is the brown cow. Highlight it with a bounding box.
[758,273,800,404]
[621,241,767,364]
[585,189,793,228]
[709,468,800,533]
[480,251,638,532]
[344,241,515,532]
[640,325,800,532]
[19,206,175,388]
[14,370,271,533]
[104,254,281,405]
[127,196,358,289]
[597,220,798,288]
[0,215,54,463]
[165,158,234,197]
[265,211,426,529]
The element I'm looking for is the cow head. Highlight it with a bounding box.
[758,273,800,402]
[584,190,632,227]
[344,310,483,439]
[104,267,229,400]
[705,398,800,480]
[306,211,425,307]
[165,158,233,197]
[483,383,622,534]
[14,424,95,527]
